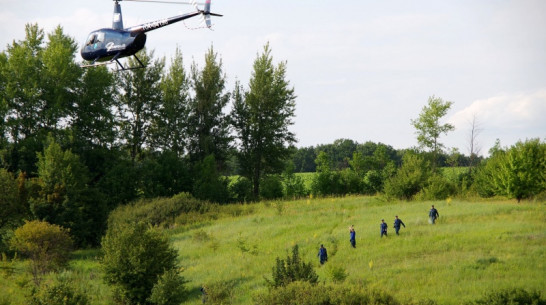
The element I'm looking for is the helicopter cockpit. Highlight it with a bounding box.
[85,32,105,46]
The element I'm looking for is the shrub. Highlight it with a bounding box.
[384,153,431,200]
[468,288,545,305]
[107,192,213,228]
[148,269,188,305]
[266,245,318,288]
[10,220,73,285]
[254,281,400,305]
[260,175,284,200]
[202,280,235,305]
[27,278,89,305]
[229,176,253,202]
[325,265,347,283]
[101,222,183,305]
[417,174,456,200]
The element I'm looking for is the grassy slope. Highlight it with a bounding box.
[1,196,544,304]
[174,196,545,304]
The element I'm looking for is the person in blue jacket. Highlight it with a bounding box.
[318,244,328,264]
[349,225,356,248]
[380,219,388,237]
[429,205,440,224]
[393,215,406,235]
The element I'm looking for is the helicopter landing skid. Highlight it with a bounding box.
[80,54,146,71]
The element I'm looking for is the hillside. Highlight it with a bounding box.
[171,196,545,304]
[1,196,544,305]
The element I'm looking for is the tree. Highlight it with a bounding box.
[151,48,190,157]
[494,139,545,202]
[384,152,431,200]
[411,96,454,169]
[266,245,318,288]
[187,47,231,170]
[118,49,164,162]
[467,114,482,173]
[101,222,183,305]
[30,138,106,246]
[10,220,73,285]
[231,43,297,197]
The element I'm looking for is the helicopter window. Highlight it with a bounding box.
[86,34,97,46]
[96,32,105,43]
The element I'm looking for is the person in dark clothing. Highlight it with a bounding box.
[318,244,328,264]
[429,205,440,224]
[380,219,388,237]
[393,215,406,235]
[349,225,356,248]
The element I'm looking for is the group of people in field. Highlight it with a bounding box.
[318,205,440,264]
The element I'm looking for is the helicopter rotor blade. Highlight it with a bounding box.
[123,0,205,5]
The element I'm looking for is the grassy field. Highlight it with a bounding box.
[1,196,545,304]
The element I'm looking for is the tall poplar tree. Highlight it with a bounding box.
[118,49,164,162]
[231,43,296,197]
[187,46,231,169]
[411,96,454,169]
[151,47,190,157]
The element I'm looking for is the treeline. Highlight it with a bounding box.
[0,24,296,247]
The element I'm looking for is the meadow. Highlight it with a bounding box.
[1,196,545,304]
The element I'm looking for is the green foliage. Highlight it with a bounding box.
[254,281,400,305]
[282,162,308,199]
[187,47,232,168]
[0,169,21,248]
[108,192,212,228]
[192,154,230,203]
[267,245,318,288]
[28,278,89,305]
[229,176,254,203]
[411,96,454,168]
[139,151,191,198]
[148,269,188,305]
[474,139,546,201]
[468,288,545,305]
[10,220,73,285]
[101,222,181,305]
[417,173,456,200]
[230,43,297,197]
[311,151,344,196]
[384,152,431,200]
[202,280,235,305]
[260,175,284,200]
[325,265,347,283]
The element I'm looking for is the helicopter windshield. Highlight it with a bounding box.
[86,32,105,46]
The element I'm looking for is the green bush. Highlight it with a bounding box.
[108,192,213,228]
[202,280,235,305]
[325,264,347,283]
[468,288,545,305]
[10,220,73,285]
[417,174,456,200]
[260,175,284,200]
[229,176,253,202]
[254,281,400,305]
[148,269,188,305]
[266,245,318,288]
[28,278,89,305]
[101,222,182,305]
[384,152,431,200]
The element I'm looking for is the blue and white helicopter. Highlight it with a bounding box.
[81,0,221,70]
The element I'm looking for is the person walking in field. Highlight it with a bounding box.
[349,225,356,248]
[380,219,388,237]
[393,215,406,235]
[318,244,328,264]
[429,205,439,224]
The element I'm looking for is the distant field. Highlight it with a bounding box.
[1,196,544,305]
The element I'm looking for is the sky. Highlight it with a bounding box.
[1,0,545,155]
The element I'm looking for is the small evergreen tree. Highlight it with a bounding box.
[267,245,318,288]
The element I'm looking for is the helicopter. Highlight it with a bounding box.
[81,0,221,70]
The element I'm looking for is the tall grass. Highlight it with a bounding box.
[1,196,544,304]
[173,196,545,304]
